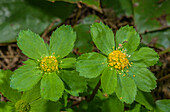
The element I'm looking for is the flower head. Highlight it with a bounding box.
[15,100,30,112]
[108,48,130,70]
[40,56,58,72]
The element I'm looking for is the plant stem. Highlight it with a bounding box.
[87,80,101,102]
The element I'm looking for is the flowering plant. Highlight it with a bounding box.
[76,22,159,103]
[10,25,87,101]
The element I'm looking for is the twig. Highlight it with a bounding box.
[140,26,170,35]
[41,18,61,38]
[87,80,101,102]
[157,74,170,82]
[158,48,170,56]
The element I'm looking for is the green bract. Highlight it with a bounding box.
[76,22,159,104]
[10,25,87,101]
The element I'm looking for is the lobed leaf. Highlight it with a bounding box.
[59,58,76,69]
[101,67,117,95]
[115,25,140,54]
[101,95,124,112]
[0,70,21,103]
[91,22,115,55]
[129,47,159,67]
[30,98,62,112]
[50,25,76,58]
[60,70,87,96]
[22,82,41,103]
[0,102,14,112]
[40,72,64,101]
[135,90,154,110]
[115,74,137,104]
[10,61,42,91]
[17,30,48,60]
[155,99,170,112]
[129,66,157,92]
[76,52,107,78]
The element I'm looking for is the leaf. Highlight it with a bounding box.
[80,15,100,24]
[129,47,159,67]
[76,52,107,78]
[115,25,140,54]
[60,70,87,96]
[78,97,102,112]
[133,0,170,33]
[115,74,137,104]
[126,104,141,112]
[155,99,170,112]
[50,25,76,58]
[101,67,117,95]
[142,29,170,49]
[0,0,75,43]
[102,0,133,17]
[101,95,124,112]
[10,62,42,91]
[128,66,157,92]
[91,22,115,55]
[0,70,21,103]
[59,58,76,69]
[22,82,41,103]
[86,76,100,89]
[74,24,93,53]
[17,30,48,60]
[0,102,14,112]
[40,72,64,101]
[135,90,154,110]
[74,15,99,53]
[30,98,62,112]
[49,0,102,13]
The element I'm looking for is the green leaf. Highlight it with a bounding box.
[115,25,140,54]
[135,90,154,110]
[101,67,117,95]
[0,102,14,112]
[74,15,99,53]
[40,72,64,101]
[126,104,141,112]
[0,0,75,43]
[91,22,115,55]
[116,74,137,104]
[129,47,159,67]
[76,52,107,78]
[128,66,157,92]
[59,58,76,69]
[17,30,48,60]
[80,15,100,24]
[155,99,170,112]
[50,25,76,58]
[0,70,21,103]
[133,0,170,33]
[30,98,62,112]
[74,24,93,53]
[142,29,170,49]
[22,83,41,103]
[102,0,133,17]
[102,95,124,112]
[10,62,42,91]
[86,76,100,89]
[60,70,87,96]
